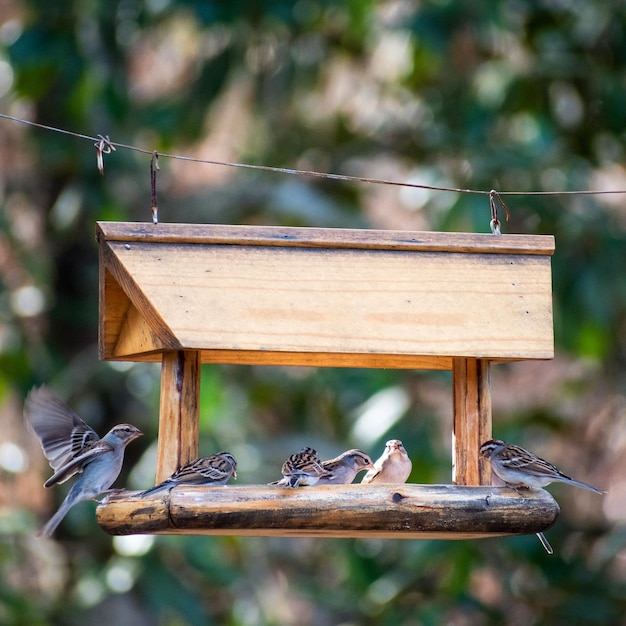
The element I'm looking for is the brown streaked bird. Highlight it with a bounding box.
[271,447,332,488]
[138,452,237,497]
[315,449,374,485]
[479,439,604,494]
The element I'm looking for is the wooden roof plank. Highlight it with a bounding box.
[96,222,556,255]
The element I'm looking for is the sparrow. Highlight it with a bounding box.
[270,447,333,488]
[24,386,143,537]
[138,452,237,497]
[361,439,412,484]
[479,439,604,494]
[315,449,374,485]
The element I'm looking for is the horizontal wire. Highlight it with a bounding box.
[2,112,626,197]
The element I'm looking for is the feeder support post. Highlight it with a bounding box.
[156,350,201,483]
[452,358,492,485]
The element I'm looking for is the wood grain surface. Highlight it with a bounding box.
[97,484,559,538]
[97,223,554,366]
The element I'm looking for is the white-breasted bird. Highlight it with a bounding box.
[24,386,142,537]
[361,439,412,484]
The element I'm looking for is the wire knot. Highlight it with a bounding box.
[489,189,511,235]
[94,134,116,175]
[150,151,159,224]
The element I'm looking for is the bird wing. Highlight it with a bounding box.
[499,445,561,476]
[290,458,332,478]
[361,452,385,483]
[24,386,100,471]
[361,466,381,483]
[170,456,234,484]
[43,439,115,488]
[320,459,341,471]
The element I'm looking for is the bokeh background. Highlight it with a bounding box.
[1,1,626,624]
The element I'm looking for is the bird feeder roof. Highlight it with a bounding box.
[97,222,554,370]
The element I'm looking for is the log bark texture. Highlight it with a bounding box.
[96,484,559,539]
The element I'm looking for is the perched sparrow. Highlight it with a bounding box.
[271,447,332,488]
[138,452,237,497]
[24,386,142,537]
[315,449,374,485]
[479,439,604,494]
[361,439,412,484]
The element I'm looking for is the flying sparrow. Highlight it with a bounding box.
[138,452,237,497]
[361,439,412,484]
[479,439,604,494]
[315,449,374,485]
[271,447,333,488]
[24,386,142,537]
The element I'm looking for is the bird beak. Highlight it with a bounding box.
[131,429,143,441]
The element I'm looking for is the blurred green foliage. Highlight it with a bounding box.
[1,0,626,624]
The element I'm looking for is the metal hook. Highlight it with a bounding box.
[150,151,159,224]
[94,134,116,175]
[536,531,554,555]
[489,189,511,235]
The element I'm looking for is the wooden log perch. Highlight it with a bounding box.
[96,484,559,539]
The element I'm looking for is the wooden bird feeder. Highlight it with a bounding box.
[94,221,559,539]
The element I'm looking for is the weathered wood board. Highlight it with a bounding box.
[97,223,554,369]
